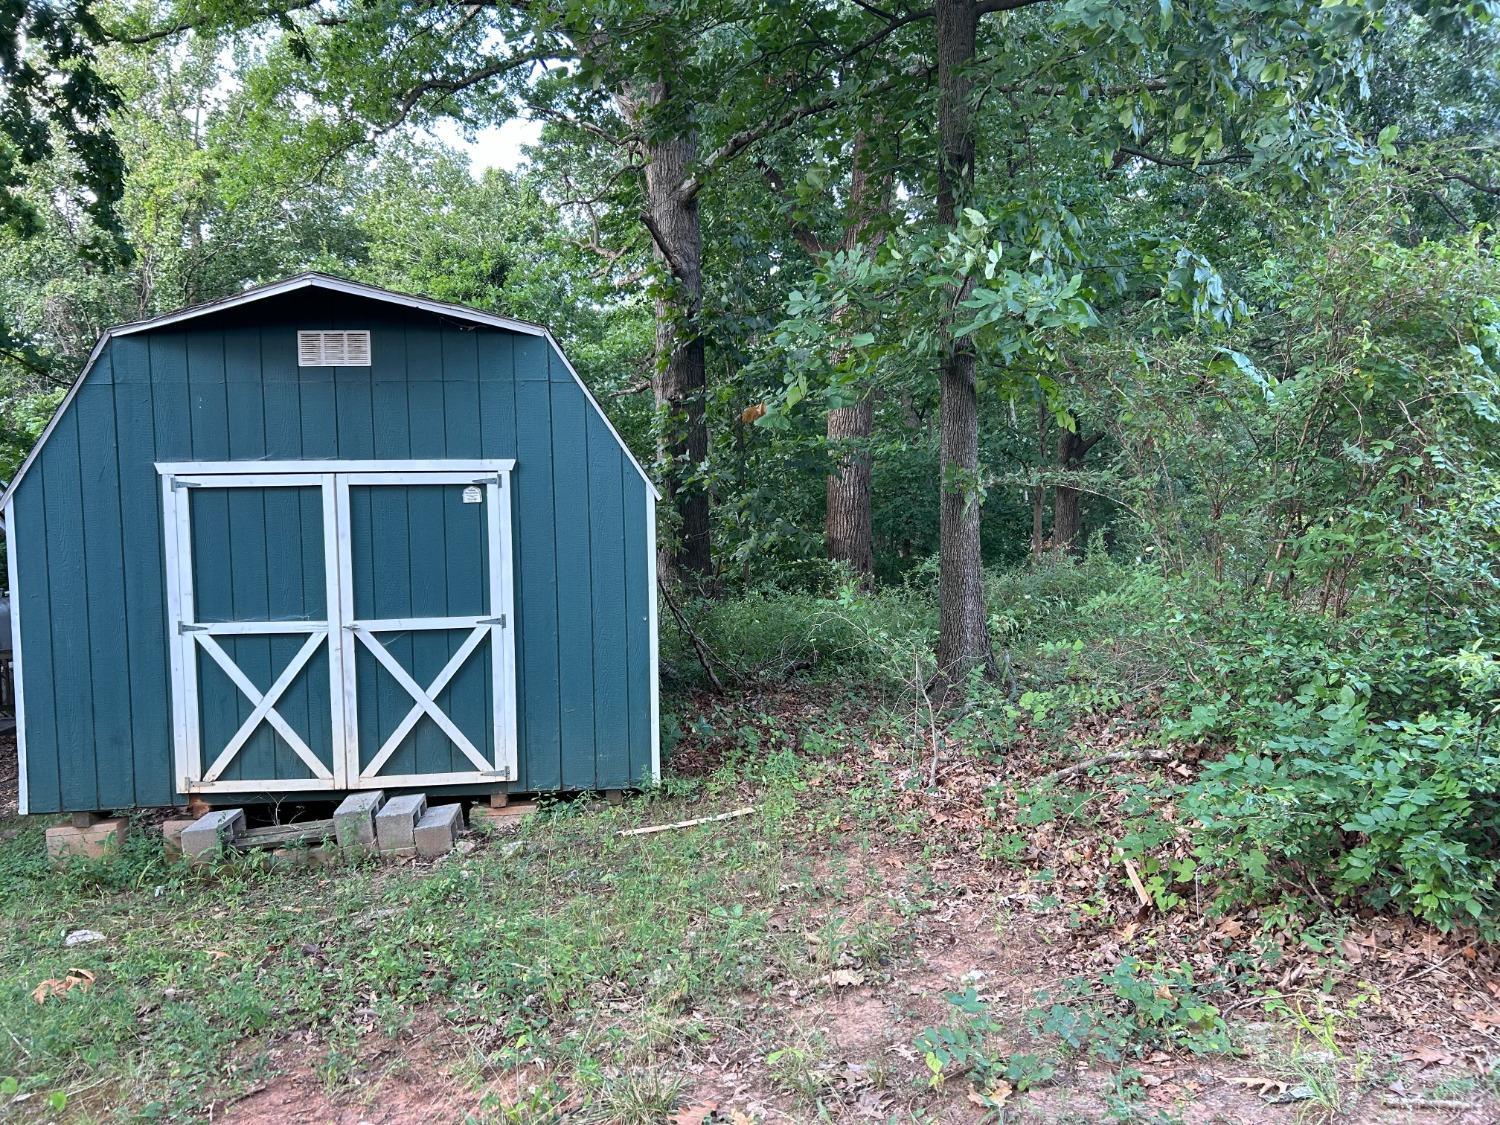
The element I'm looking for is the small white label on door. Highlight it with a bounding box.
[462,486,483,504]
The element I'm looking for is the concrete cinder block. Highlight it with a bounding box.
[413,804,464,859]
[333,790,386,851]
[161,818,198,856]
[375,793,428,854]
[46,817,128,862]
[470,803,536,832]
[180,809,246,863]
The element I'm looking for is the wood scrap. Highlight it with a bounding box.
[235,818,335,849]
[618,806,756,837]
[1122,854,1152,907]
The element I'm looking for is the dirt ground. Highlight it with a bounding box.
[209,842,1500,1124]
[5,714,1499,1123]
[211,874,1500,1125]
[0,733,17,820]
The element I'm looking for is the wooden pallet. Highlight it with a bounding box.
[235,818,336,850]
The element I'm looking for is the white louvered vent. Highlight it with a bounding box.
[297,330,372,367]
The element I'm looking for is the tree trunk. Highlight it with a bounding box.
[933,0,991,682]
[825,397,874,578]
[1052,425,1103,557]
[823,135,887,583]
[1031,398,1047,561]
[639,84,712,580]
[1052,428,1084,556]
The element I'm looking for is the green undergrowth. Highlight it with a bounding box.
[685,541,1500,937]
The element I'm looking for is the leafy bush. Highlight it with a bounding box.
[1183,686,1500,933]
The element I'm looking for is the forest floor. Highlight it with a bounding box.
[0,685,1498,1123]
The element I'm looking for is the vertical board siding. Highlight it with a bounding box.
[260,325,302,460]
[515,378,561,790]
[14,471,59,811]
[12,305,655,810]
[38,409,97,810]
[551,380,595,790]
[113,335,173,805]
[587,413,629,788]
[75,378,134,807]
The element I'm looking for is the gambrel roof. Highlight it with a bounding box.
[0,272,658,506]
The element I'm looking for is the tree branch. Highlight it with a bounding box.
[1040,749,1179,783]
[756,160,828,256]
[108,0,323,44]
[680,59,930,199]
[658,577,727,692]
[848,0,899,20]
[1114,146,1251,169]
[973,0,1057,15]
[639,211,691,281]
[387,47,558,129]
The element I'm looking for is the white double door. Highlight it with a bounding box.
[160,461,518,793]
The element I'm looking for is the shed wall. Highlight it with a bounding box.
[10,299,654,812]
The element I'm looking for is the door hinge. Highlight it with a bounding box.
[480,614,506,627]
[177,622,207,634]
[472,474,502,486]
[171,478,202,491]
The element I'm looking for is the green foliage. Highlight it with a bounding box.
[1030,958,1231,1062]
[660,576,935,690]
[914,988,1056,1098]
[1185,686,1500,933]
[0,0,125,255]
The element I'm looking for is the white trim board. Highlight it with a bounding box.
[1,272,659,509]
[646,491,661,785]
[118,273,549,339]
[156,459,516,477]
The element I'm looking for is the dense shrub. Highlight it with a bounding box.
[1183,686,1500,933]
[660,576,935,691]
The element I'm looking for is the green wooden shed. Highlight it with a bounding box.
[2,274,660,814]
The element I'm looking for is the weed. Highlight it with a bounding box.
[576,1068,686,1124]
[766,1032,835,1103]
[1252,991,1377,1123]
[914,988,1057,1103]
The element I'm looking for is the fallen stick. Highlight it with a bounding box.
[657,577,728,692]
[1122,855,1152,908]
[617,806,757,837]
[1040,749,1179,783]
[1379,1097,1477,1111]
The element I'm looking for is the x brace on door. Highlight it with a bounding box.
[196,630,331,783]
[351,623,493,777]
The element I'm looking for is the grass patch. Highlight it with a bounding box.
[0,773,830,1120]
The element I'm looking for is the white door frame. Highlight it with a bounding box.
[159,460,517,793]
